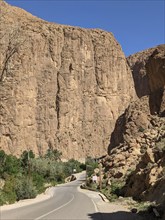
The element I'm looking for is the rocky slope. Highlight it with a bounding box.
[103,45,165,218]
[0,1,136,159]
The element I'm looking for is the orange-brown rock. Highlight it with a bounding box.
[127,46,158,98]
[124,145,165,212]
[0,1,136,159]
[103,45,165,217]
[127,44,165,115]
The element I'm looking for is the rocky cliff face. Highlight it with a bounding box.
[103,45,165,217]
[0,1,136,159]
[127,47,155,98]
[127,45,165,114]
[109,45,165,151]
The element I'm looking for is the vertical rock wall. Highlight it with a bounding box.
[0,1,136,159]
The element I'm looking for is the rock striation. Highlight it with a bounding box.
[0,1,136,159]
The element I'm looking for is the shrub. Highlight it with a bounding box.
[49,162,65,182]
[15,178,37,201]
[1,176,17,204]
[0,190,17,205]
[86,157,98,177]
[138,126,145,132]
[3,155,21,176]
[110,179,125,196]
[31,158,50,178]
[32,173,45,193]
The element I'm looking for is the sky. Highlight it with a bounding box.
[5,0,165,56]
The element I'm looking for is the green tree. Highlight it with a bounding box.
[86,157,98,177]
[45,149,62,161]
[0,150,6,176]
[3,154,20,176]
[21,150,35,169]
[64,159,84,176]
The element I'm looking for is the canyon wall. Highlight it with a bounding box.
[127,44,165,115]
[104,44,165,216]
[0,1,136,159]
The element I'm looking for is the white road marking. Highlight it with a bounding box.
[34,193,75,220]
[91,199,99,212]
[77,186,100,213]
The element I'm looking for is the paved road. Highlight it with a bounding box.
[0,173,102,220]
[1,172,142,220]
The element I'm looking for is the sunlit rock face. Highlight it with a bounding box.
[0,1,136,159]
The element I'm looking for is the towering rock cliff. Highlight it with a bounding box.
[103,45,165,217]
[0,1,136,159]
[109,45,165,151]
[127,45,165,115]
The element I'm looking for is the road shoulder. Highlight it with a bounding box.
[78,187,143,220]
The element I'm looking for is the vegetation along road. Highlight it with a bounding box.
[1,172,100,220]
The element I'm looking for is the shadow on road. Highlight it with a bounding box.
[88,211,142,220]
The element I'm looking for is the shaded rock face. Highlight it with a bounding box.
[104,45,165,215]
[124,145,165,202]
[0,1,136,159]
[146,45,165,115]
[128,45,165,115]
[109,45,165,151]
[104,99,165,216]
[127,47,155,98]
[105,96,165,177]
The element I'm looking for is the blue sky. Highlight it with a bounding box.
[6,0,165,56]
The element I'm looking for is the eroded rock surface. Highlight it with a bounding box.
[103,45,165,216]
[0,1,136,159]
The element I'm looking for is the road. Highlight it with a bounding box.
[0,172,142,220]
[0,172,102,220]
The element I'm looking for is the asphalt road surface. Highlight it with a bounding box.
[0,173,102,220]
